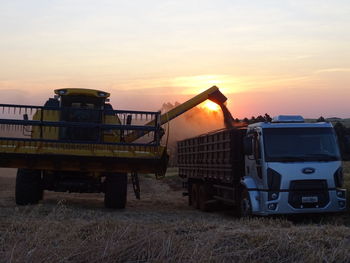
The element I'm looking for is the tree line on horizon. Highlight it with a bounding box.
[233,113,272,124]
[233,114,343,124]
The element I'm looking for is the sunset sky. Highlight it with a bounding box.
[1,0,350,118]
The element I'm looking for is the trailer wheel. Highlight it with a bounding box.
[15,169,43,205]
[191,184,200,209]
[199,185,209,211]
[104,173,127,209]
[239,187,252,217]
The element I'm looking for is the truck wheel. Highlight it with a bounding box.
[15,169,43,205]
[104,173,127,209]
[191,184,200,209]
[199,185,209,211]
[239,187,252,217]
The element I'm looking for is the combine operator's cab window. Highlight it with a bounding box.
[59,96,104,142]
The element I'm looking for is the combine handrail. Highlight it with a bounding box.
[0,103,160,115]
[0,119,157,131]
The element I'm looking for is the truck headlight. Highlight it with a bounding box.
[267,168,281,202]
[334,167,344,188]
[267,168,281,190]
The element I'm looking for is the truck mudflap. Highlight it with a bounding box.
[241,176,260,213]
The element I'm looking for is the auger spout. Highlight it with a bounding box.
[125,86,232,143]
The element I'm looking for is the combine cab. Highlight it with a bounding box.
[0,86,228,209]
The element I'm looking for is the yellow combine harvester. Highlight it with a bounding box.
[0,86,228,208]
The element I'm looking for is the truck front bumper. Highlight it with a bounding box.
[252,189,347,216]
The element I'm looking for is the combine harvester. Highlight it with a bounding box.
[0,86,227,208]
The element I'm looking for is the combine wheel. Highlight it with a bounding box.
[104,173,127,209]
[15,169,43,205]
[191,183,200,209]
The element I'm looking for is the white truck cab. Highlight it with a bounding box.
[243,115,346,215]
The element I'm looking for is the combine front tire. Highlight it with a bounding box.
[15,169,43,205]
[104,173,127,209]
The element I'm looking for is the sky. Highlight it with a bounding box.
[0,0,350,118]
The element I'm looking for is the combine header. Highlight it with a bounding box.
[0,86,228,209]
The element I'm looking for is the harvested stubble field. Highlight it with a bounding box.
[0,164,350,263]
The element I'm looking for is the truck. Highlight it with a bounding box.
[0,86,227,209]
[178,115,347,216]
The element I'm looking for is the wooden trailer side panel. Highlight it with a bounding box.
[178,128,246,184]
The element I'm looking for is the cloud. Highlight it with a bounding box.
[315,68,350,74]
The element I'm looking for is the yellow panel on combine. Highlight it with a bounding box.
[31,109,60,139]
[0,139,167,173]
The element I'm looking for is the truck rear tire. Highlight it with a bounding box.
[199,184,209,211]
[104,173,127,209]
[15,169,43,205]
[191,183,200,209]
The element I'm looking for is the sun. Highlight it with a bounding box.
[201,100,221,112]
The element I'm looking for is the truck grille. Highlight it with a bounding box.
[288,180,329,208]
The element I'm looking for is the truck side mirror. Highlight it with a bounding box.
[244,137,253,155]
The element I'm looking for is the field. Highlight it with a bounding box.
[0,165,349,263]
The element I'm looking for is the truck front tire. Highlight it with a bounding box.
[238,187,252,217]
[104,173,127,209]
[15,169,43,205]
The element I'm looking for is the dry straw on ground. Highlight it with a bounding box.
[0,164,349,263]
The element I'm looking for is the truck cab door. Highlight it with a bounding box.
[245,130,264,187]
[253,131,263,180]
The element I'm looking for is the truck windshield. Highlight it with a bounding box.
[263,127,341,162]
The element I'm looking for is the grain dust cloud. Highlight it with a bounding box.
[160,101,234,165]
